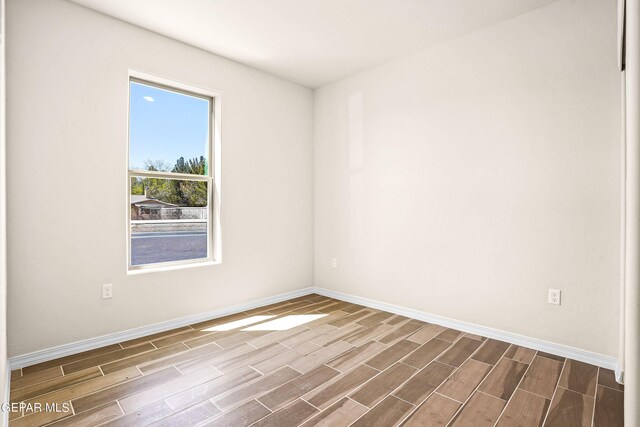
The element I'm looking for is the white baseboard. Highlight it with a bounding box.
[8,287,314,370]
[314,287,619,371]
[8,285,619,374]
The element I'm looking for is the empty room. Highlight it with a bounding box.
[0,0,637,425]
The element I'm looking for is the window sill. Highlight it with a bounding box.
[127,259,220,275]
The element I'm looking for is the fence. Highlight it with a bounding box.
[131,206,207,221]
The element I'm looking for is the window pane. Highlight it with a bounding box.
[130,176,208,266]
[129,81,210,175]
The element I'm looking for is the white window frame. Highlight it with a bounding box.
[126,70,222,273]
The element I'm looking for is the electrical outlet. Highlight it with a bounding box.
[102,283,113,299]
[332,258,338,268]
[548,289,561,305]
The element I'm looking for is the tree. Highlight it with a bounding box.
[130,156,208,207]
[171,156,208,207]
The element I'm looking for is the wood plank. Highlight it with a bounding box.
[504,345,536,364]
[593,385,624,427]
[169,343,254,376]
[350,362,416,408]
[537,352,566,362]
[356,311,395,327]
[191,311,266,330]
[252,399,318,427]
[326,340,387,373]
[310,323,363,347]
[302,311,351,329]
[402,393,461,427]
[471,339,510,365]
[213,366,300,411]
[200,399,270,427]
[11,369,22,379]
[304,364,379,410]
[165,366,262,412]
[463,333,486,342]
[24,366,141,410]
[289,341,354,373]
[269,300,321,315]
[351,395,414,427]
[149,401,221,427]
[9,403,73,427]
[291,300,341,314]
[120,326,193,348]
[378,320,425,345]
[329,310,373,328]
[436,359,491,403]
[245,325,309,349]
[343,323,394,346]
[436,337,483,368]
[152,330,215,348]
[393,361,455,405]
[558,359,597,396]
[100,343,189,375]
[215,331,271,349]
[71,367,181,414]
[182,328,248,349]
[386,315,410,325]
[280,324,336,348]
[518,355,563,399]
[118,366,221,414]
[598,368,624,392]
[406,324,446,345]
[365,340,420,371]
[8,408,22,422]
[341,303,367,314]
[100,400,172,427]
[495,389,550,427]
[544,387,594,427]
[251,342,322,374]
[478,358,528,400]
[257,365,340,411]
[10,366,63,391]
[401,338,451,370]
[434,328,463,343]
[299,397,367,427]
[11,367,103,403]
[215,342,288,373]
[292,305,341,318]
[22,344,122,375]
[138,341,223,374]
[306,294,332,303]
[449,392,506,427]
[47,402,123,427]
[61,343,155,374]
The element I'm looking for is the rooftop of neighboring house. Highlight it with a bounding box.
[130,194,177,207]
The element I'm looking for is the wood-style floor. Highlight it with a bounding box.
[9,294,624,426]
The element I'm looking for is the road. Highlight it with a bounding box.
[131,231,207,265]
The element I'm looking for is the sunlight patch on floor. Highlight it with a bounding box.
[242,314,327,331]
[202,315,275,332]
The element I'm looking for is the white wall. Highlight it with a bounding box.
[0,0,7,410]
[6,0,314,357]
[315,0,621,356]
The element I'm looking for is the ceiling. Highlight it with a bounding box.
[69,0,557,88]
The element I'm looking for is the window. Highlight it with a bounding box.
[127,73,220,271]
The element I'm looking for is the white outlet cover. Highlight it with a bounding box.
[102,283,113,299]
[548,289,561,305]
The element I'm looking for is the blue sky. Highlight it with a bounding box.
[129,81,209,173]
